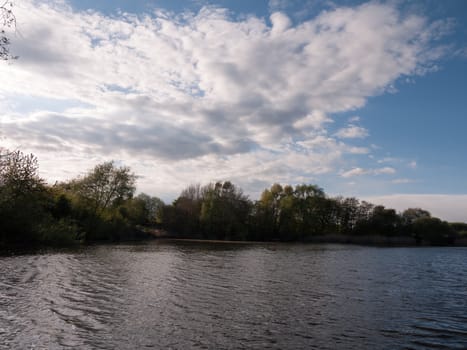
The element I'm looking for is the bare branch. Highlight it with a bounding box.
[0,1,17,60]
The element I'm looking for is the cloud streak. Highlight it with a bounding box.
[335,125,369,139]
[340,167,396,178]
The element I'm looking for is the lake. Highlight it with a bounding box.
[1,241,466,349]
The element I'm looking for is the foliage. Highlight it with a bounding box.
[412,217,456,245]
[356,205,401,237]
[200,181,251,240]
[111,194,164,229]
[38,218,80,246]
[70,161,136,215]
[161,184,204,237]
[162,182,251,240]
[333,197,354,233]
[0,149,47,244]
[401,208,431,225]
[160,180,467,245]
[62,162,142,241]
[0,152,147,246]
[0,150,43,199]
[450,222,467,237]
[254,183,337,241]
[2,148,465,248]
[134,193,164,224]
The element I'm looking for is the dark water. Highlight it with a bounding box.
[1,242,466,349]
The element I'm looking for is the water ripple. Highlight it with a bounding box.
[1,244,467,349]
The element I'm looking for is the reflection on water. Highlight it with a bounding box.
[1,242,467,349]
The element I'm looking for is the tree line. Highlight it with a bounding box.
[1,148,466,248]
[162,182,466,245]
[0,149,162,246]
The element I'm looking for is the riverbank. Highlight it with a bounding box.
[3,227,467,252]
[305,234,467,247]
[155,234,467,247]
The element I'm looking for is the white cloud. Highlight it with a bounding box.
[268,0,289,12]
[391,178,414,184]
[363,194,467,223]
[293,110,332,130]
[335,125,369,139]
[0,0,449,198]
[270,12,292,34]
[377,158,417,170]
[373,167,396,175]
[377,157,398,164]
[340,166,395,178]
[347,146,370,155]
[340,167,367,178]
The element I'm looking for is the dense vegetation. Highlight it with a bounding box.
[1,148,466,248]
[162,182,465,245]
[0,149,162,246]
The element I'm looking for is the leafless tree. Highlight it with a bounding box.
[1,1,17,60]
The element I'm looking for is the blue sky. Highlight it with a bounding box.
[1,0,467,221]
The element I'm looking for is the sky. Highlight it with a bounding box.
[1,0,467,221]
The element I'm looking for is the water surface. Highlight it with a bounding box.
[1,242,466,349]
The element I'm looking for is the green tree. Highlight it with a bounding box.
[200,181,251,240]
[135,193,164,224]
[399,207,432,239]
[277,186,296,240]
[314,197,341,235]
[118,193,164,226]
[363,205,401,236]
[401,208,431,224]
[413,217,455,245]
[0,149,47,244]
[353,201,375,235]
[71,161,136,215]
[450,222,467,238]
[256,183,284,239]
[170,184,204,236]
[335,197,360,234]
[54,161,137,242]
[290,184,326,239]
[0,150,43,199]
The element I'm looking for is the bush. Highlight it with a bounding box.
[39,219,81,246]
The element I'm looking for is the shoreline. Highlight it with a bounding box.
[2,234,467,253]
[154,235,467,247]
